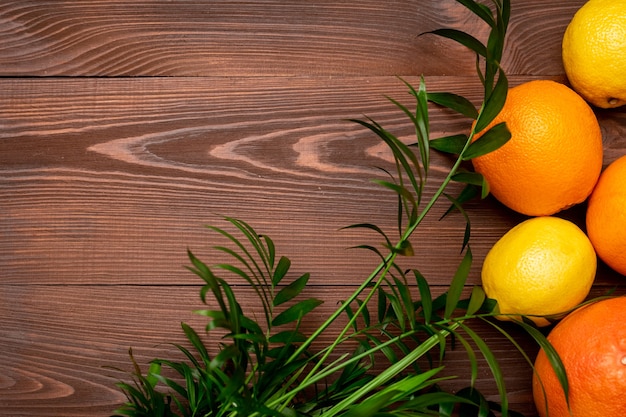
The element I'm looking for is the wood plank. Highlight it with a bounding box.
[0,0,586,77]
[0,284,620,416]
[3,76,625,287]
[0,284,550,416]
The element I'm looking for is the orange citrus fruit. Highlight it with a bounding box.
[586,154,626,276]
[481,216,596,327]
[533,296,626,417]
[472,79,603,216]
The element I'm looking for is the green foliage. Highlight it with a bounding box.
[112,1,570,417]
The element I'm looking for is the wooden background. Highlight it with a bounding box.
[1,1,625,416]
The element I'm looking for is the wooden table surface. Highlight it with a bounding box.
[1,1,625,416]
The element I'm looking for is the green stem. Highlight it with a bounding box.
[269,318,462,411]
[323,321,462,417]
[269,251,398,411]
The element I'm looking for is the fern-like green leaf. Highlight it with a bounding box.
[428,28,487,57]
[429,133,469,155]
[466,286,487,317]
[444,247,473,319]
[414,270,433,324]
[272,298,324,326]
[442,192,472,251]
[272,256,291,286]
[456,0,496,27]
[459,323,509,417]
[428,92,479,119]
[274,273,310,306]
[464,121,511,160]
[515,319,570,411]
[475,69,508,132]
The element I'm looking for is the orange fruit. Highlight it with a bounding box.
[532,296,626,417]
[586,154,626,276]
[472,79,603,216]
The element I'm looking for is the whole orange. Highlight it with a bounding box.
[472,79,603,216]
[532,296,626,417]
[586,154,626,275]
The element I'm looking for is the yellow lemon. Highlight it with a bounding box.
[481,217,597,326]
[562,0,626,108]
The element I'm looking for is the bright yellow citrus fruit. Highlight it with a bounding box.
[586,154,626,276]
[562,0,626,108]
[471,80,603,217]
[481,216,597,327]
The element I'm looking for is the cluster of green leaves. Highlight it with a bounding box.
[113,218,521,417]
[114,218,326,417]
[112,1,568,416]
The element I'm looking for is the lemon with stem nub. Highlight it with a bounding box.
[481,217,597,327]
[562,0,626,108]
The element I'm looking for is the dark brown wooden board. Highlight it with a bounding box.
[1,1,626,416]
[0,0,593,77]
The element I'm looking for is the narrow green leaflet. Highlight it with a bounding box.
[444,247,473,319]
[443,192,473,250]
[459,323,509,417]
[474,69,508,132]
[414,270,433,324]
[339,367,445,417]
[187,251,230,315]
[451,171,485,187]
[407,77,431,175]
[274,273,310,306]
[440,184,481,221]
[181,322,210,366]
[428,92,479,119]
[449,330,480,388]
[272,298,324,326]
[207,224,264,283]
[228,217,274,273]
[466,286,487,317]
[371,179,418,226]
[393,275,418,330]
[428,28,487,57]
[386,78,430,178]
[342,390,396,417]
[272,256,291,286]
[341,223,393,248]
[357,299,371,328]
[399,391,476,413]
[464,121,511,160]
[430,134,469,154]
[516,319,571,410]
[220,279,242,332]
[455,0,496,27]
[351,118,422,200]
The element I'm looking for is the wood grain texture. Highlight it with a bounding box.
[0,75,512,287]
[0,284,621,416]
[0,285,544,416]
[0,0,585,77]
[2,76,624,287]
[2,0,626,416]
